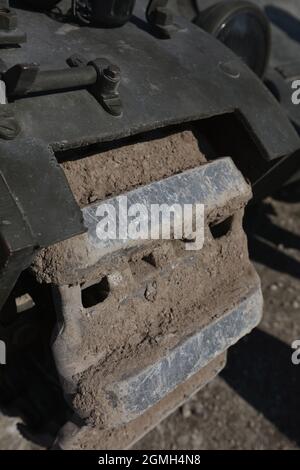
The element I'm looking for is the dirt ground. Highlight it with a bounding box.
[1,184,300,450]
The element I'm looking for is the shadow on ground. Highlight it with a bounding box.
[246,197,300,279]
[222,185,300,446]
[221,328,300,446]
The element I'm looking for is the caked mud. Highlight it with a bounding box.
[60,127,208,207]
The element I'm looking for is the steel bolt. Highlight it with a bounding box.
[153,7,173,26]
[0,8,18,31]
[104,65,121,81]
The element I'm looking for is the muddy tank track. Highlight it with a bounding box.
[0,127,262,449]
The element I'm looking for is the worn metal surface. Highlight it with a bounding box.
[2,1,297,157]
[83,157,250,257]
[0,139,84,310]
[105,285,262,425]
[56,353,227,450]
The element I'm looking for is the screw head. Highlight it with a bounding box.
[219,61,240,79]
[104,65,121,81]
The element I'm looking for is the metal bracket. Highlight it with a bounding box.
[0,1,26,46]
[68,55,123,117]
[87,59,123,117]
[3,57,123,117]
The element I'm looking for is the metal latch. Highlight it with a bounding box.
[2,56,123,117]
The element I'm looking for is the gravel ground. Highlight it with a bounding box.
[1,187,300,450]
